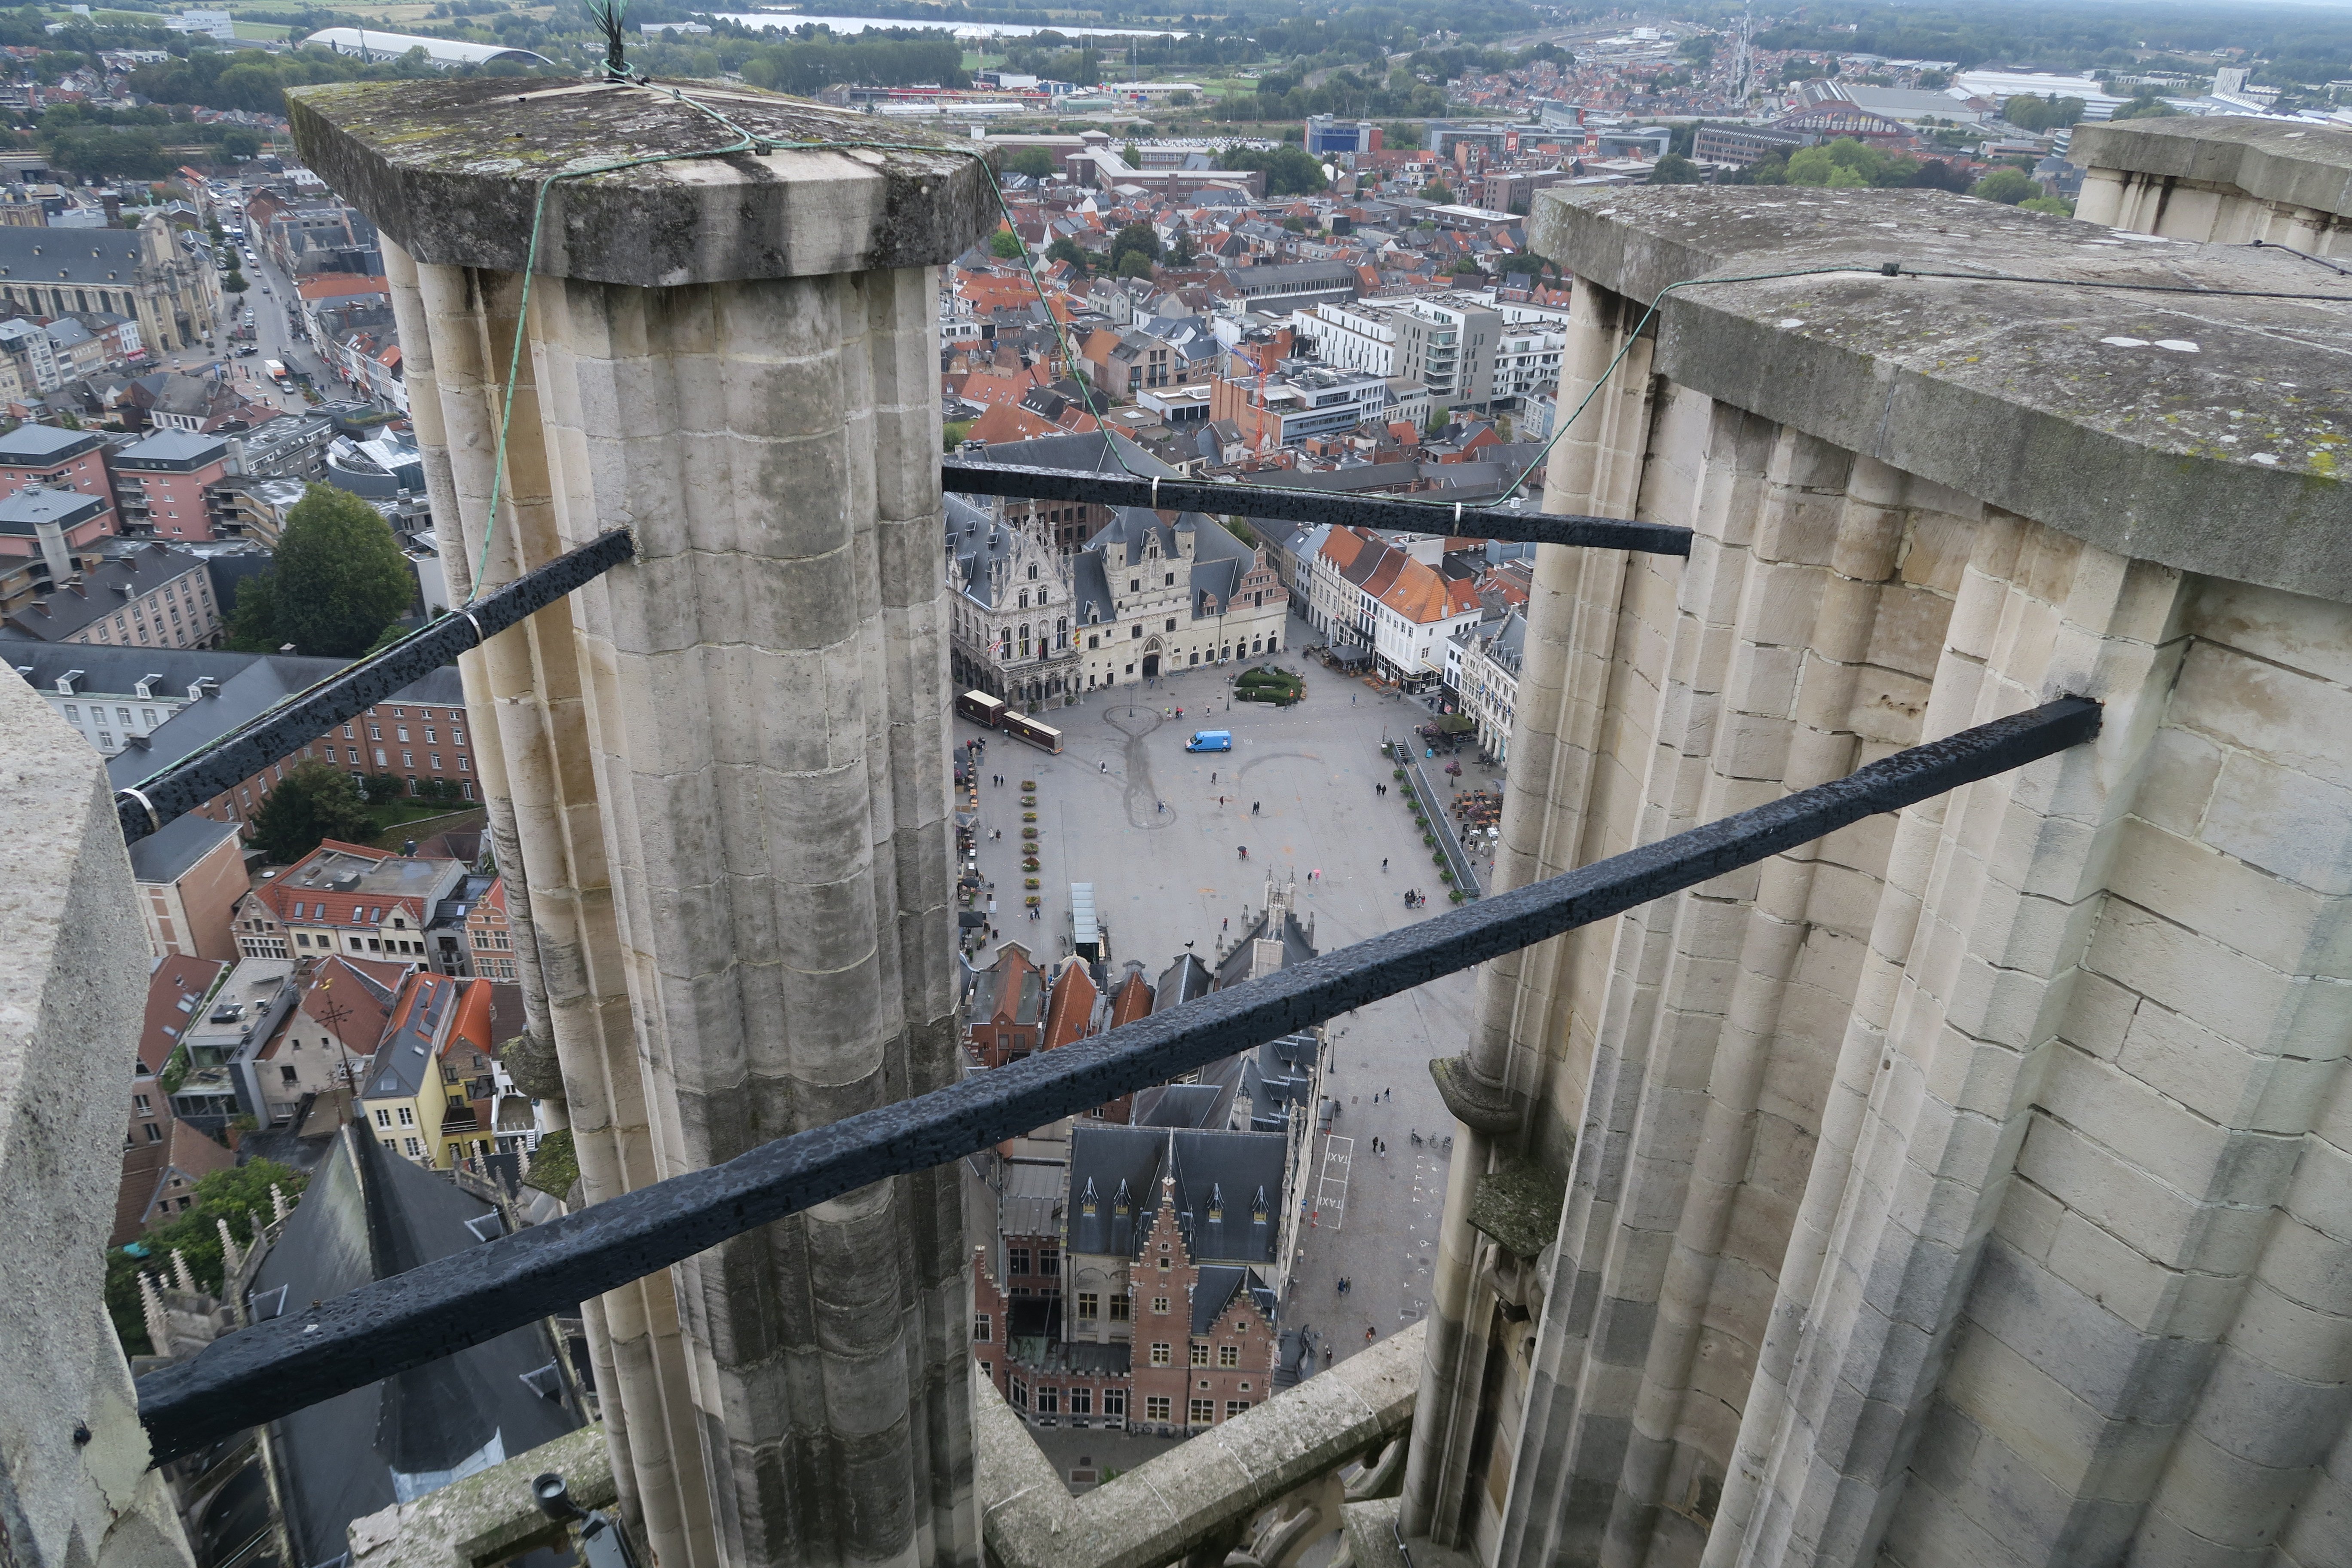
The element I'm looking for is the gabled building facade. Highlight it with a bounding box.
[1070,505,1288,690]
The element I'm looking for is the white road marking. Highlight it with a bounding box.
[1313,1134,1354,1234]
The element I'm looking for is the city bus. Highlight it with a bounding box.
[999,712,1063,754]
[956,690,1008,728]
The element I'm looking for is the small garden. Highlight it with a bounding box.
[1234,665,1306,705]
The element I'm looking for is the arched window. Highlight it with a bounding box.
[1057,616,1069,649]
[1019,590,1029,610]
[1028,563,1039,580]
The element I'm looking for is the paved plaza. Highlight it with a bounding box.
[958,612,1507,1385]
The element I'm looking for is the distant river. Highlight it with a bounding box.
[706,12,1195,38]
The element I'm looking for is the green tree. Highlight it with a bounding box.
[1216,143,1327,196]
[1121,142,1142,167]
[2001,93,2084,132]
[107,1158,310,1357]
[1005,147,1056,179]
[2110,94,2182,121]
[943,419,973,451]
[224,573,280,652]
[1971,168,2039,205]
[1647,153,1702,185]
[1107,221,1161,275]
[2019,195,2075,215]
[1117,250,1153,279]
[215,126,262,161]
[1046,236,1090,275]
[221,267,248,297]
[251,759,377,863]
[1168,227,1196,265]
[271,484,414,655]
[988,227,1024,259]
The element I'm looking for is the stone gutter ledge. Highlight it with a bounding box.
[980,1323,1424,1568]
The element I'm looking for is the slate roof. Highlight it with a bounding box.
[1065,1124,1286,1266]
[249,1126,582,1568]
[1070,508,1260,628]
[0,423,105,465]
[1133,1083,1227,1128]
[970,428,1178,479]
[126,808,239,885]
[0,226,146,288]
[0,486,108,536]
[113,428,230,469]
[1216,905,1318,988]
[4,544,206,640]
[1155,952,1212,1011]
[108,657,463,789]
[1191,1263,1276,1334]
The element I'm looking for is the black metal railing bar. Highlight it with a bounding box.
[133,695,2099,1464]
[112,530,636,847]
[940,459,1695,556]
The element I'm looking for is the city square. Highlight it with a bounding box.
[958,614,1507,1390]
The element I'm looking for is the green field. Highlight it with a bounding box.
[233,19,293,38]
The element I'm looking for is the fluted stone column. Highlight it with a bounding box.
[291,80,992,1568]
[1403,281,1660,1547]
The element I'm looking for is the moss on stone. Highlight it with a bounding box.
[524,1127,579,1199]
[1468,1155,1566,1260]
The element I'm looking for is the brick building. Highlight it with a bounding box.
[964,940,1048,1066]
[464,876,518,981]
[2,541,219,648]
[110,662,476,841]
[229,839,466,963]
[976,1133,1282,1437]
[110,429,233,542]
[128,810,246,961]
[0,423,117,547]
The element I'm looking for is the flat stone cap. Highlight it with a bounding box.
[2070,115,2352,220]
[287,77,996,285]
[1530,186,2352,603]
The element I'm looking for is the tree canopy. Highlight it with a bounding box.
[106,1158,310,1357]
[1647,153,1702,186]
[2002,93,2085,131]
[251,759,377,864]
[988,227,1025,260]
[269,484,416,656]
[1216,143,1329,196]
[1107,222,1162,276]
[1971,167,2040,205]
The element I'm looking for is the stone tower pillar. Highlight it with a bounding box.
[288,81,994,1568]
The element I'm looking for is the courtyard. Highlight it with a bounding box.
[958,612,1506,1402]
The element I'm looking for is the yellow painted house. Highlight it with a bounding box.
[357,972,494,1168]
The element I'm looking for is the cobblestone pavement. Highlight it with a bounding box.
[957,613,1508,1380]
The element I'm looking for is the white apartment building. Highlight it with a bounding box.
[1444,607,1525,762]
[1293,291,1572,410]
